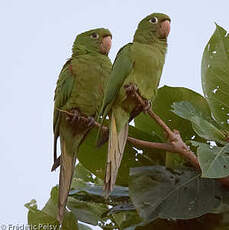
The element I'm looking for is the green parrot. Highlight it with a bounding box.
[53,28,112,223]
[99,13,171,197]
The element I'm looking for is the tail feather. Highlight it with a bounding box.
[51,156,60,172]
[57,139,76,224]
[104,114,128,198]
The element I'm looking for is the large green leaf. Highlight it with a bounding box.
[212,184,229,214]
[70,178,129,204]
[135,86,212,142]
[78,126,165,186]
[135,214,227,230]
[129,166,221,223]
[134,86,213,168]
[61,212,79,230]
[172,101,227,144]
[67,197,107,226]
[112,210,142,230]
[68,179,109,226]
[201,24,229,131]
[41,186,59,219]
[192,142,229,178]
[74,163,97,183]
[25,199,59,229]
[25,186,78,230]
[69,178,133,228]
[73,163,103,185]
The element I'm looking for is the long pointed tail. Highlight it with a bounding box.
[57,139,76,224]
[104,114,128,198]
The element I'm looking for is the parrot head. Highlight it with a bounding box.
[134,13,171,44]
[72,28,112,55]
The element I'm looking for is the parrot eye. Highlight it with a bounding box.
[90,33,99,39]
[149,17,158,24]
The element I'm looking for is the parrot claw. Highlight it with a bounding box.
[72,110,80,123]
[87,116,95,128]
[124,84,139,97]
[66,109,81,123]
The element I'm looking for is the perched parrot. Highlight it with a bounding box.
[99,13,171,197]
[53,28,112,223]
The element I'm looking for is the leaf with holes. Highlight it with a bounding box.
[201,24,229,131]
[172,101,227,144]
[135,86,212,142]
[135,86,214,168]
[129,166,222,222]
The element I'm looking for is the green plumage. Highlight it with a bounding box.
[53,28,112,223]
[99,13,171,196]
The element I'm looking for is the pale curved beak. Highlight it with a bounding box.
[159,20,170,39]
[100,36,112,55]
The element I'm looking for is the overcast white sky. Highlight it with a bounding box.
[1,0,229,227]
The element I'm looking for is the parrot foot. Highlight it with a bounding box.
[124,84,151,113]
[87,116,95,128]
[124,84,139,97]
[66,109,81,123]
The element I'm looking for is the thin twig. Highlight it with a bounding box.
[128,136,200,169]
[133,91,175,140]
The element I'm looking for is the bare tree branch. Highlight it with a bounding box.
[127,136,200,169]
[56,104,229,187]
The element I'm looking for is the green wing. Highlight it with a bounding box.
[53,59,75,162]
[96,43,133,144]
[100,43,134,118]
